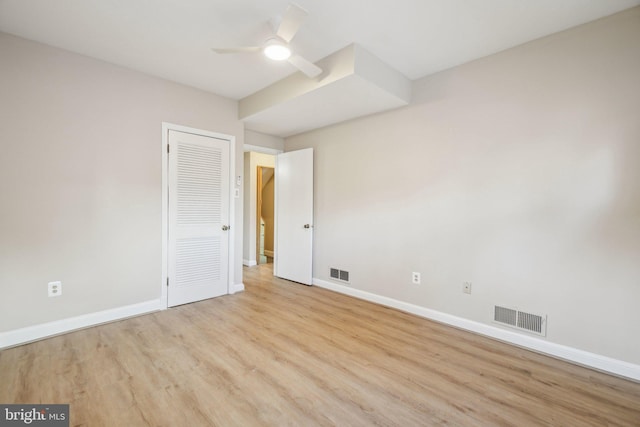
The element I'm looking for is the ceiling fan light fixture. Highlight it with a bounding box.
[263,40,291,61]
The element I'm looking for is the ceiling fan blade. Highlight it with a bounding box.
[276,3,308,43]
[212,46,261,54]
[288,54,322,78]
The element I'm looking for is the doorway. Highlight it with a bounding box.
[241,146,314,285]
[242,151,276,267]
[257,166,275,264]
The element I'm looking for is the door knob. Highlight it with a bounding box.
[222,225,230,231]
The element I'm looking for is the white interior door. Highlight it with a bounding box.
[168,130,230,306]
[275,148,313,285]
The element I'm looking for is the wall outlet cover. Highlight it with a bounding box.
[463,281,472,294]
[48,281,62,297]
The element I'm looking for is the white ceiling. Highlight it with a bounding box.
[2,0,639,136]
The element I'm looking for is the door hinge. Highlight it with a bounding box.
[167,277,169,287]
[167,144,170,154]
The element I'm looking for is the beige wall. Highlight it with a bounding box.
[286,8,640,365]
[0,33,244,332]
[245,130,284,152]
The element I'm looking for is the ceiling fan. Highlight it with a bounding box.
[212,3,322,79]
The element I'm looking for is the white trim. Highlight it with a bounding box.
[273,154,279,279]
[313,278,640,382]
[0,299,162,349]
[228,130,237,294]
[233,283,246,293]
[162,123,169,309]
[243,259,257,267]
[243,144,283,155]
[161,122,237,305]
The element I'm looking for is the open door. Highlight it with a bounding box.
[274,148,313,285]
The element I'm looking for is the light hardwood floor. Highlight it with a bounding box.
[2,264,640,426]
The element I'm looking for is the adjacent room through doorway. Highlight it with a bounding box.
[257,165,275,264]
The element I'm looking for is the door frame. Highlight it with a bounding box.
[161,122,237,310]
[242,145,282,268]
[256,165,264,264]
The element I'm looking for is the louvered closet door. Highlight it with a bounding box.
[168,130,230,307]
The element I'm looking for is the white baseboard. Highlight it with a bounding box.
[243,259,257,267]
[0,299,163,350]
[313,278,640,382]
[232,283,245,293]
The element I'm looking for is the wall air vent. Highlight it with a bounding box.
[494,305,547,336]
[330,268,350,284]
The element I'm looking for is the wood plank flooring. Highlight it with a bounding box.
[2,263,640,426]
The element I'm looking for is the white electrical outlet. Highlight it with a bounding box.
[48,281,62,297]
[412,272,421,284]
[463,281,472,294]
